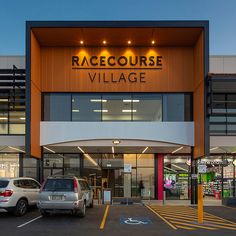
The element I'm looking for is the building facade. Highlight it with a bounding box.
[0,21,235,203]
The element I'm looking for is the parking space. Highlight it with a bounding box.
[1,204,236,236]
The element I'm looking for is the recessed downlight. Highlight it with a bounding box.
[80,40,84,45]
[128,40,131,45]
[151,40,155,45]
[103,40,107,45]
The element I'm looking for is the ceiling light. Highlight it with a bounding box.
[8,146,25,153]
[77,146,98,166]
[138,147,149,159]
[93,110,108,113]
[172,164,188,172]
[112,140,120,145]
[0,99,8,102]
[72,99,75,102]
[77,146,85,153]
[103,40,107,45]
[122,109,137,113]
[123,100,140,103]
[43,146,56,153]
[128,40,131,45]
[151,40,155,45]
[0,117,8,120]
[112,146,114,154]
[80,40,84,45]
[72,109,80,112]
[172,146,184,154]
[210,147,219,151]
[90,99,107,102]
[19,117,25,120]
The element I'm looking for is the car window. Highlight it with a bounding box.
[43,179,74,192]
[29,180,41,189]
[0,180,9,188]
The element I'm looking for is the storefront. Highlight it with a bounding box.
[25,21,209,202]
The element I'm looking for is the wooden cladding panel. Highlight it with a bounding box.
[30,32,41,158]
[41,47,194,92]
[193,32,205,158]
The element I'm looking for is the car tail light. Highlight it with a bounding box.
[0,190,13,197]
[74,178,78,193]
[39,180,47,193]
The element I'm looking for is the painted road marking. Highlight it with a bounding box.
[145,205,177,230]
[100,205,109,230]
[120,217,152,225]
[17,216,42,228]
[146,205,236,231]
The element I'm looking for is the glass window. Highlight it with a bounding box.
[102,94,132,121]
[0,124,8,134]
[163,94,187,121]
[9,124,25,134]
[133,94,162,121]
[0,154,19,178]
[137,154,154,167]
[72,94,101,121]
[44,94,71,121]
[9,111,25,123]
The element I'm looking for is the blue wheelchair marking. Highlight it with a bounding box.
[120,217,152,225]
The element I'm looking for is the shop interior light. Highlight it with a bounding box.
[123,100,140,103]
[8,146,25,153]
[210,146,219,151]
[232,150,236,154]
[90,99,107,102]
[233,159,236,166]
[128,40,131,45]
[80,40,84,45]
[0,117,8,120]
[103,40,107,45]
[19,117,25,120]
[93,109,108,113]
[112,140,121,145]
[122,109,137,113]
[151,40,155,45]
[0,99,8,102]
[171,164,188,172]
[138,147,149,159]
[72,109,80,112]
[164,166,177,173]
[171,146,184,154]
[43,146,56,153]
[77,146,98,166]
[112,146,115,158]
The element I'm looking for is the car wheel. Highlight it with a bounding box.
[78,202,86,217]
[89,199,94,208]
[40,210,50,217]
[14,199,28,216]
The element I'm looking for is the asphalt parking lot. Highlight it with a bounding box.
[0,204,236,236]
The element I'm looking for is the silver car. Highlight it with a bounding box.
[0,177,41,216]
[38,176,93,217]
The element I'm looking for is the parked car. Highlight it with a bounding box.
[0,177,41,216]
[38,176,93,217]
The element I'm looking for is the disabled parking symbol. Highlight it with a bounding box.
[120,217,152,225]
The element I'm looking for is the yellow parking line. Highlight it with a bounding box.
[203,222,236,230]
[100,205,110,230]
[145,205,177,230]
[170,221,217,230]
[222,205,236,210]
[174,224,196,230]
[203,211,236,225]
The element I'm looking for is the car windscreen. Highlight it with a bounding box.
[0,180,9,188]
[43,179,74,192]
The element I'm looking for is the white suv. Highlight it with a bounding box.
[0,177,41,216]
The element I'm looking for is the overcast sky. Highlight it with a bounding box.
[0,0,236,55]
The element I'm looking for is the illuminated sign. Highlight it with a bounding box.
[71,54,163,84]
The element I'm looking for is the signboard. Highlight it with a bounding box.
[198,164,207,173]
[124,164,132,173]
[191,174,198,179]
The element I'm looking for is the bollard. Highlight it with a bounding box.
[163,190,166,205]
[198,184,203,224]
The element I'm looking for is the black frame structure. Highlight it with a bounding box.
[25,20,210,159]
